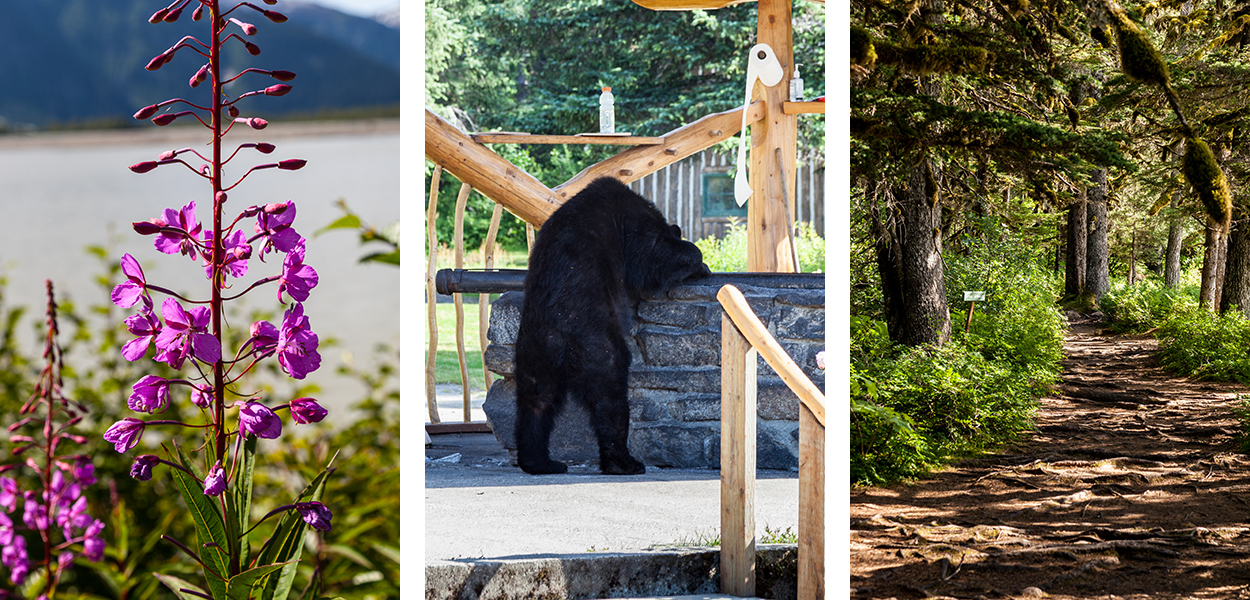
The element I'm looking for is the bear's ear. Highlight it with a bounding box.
[669,224,682,238]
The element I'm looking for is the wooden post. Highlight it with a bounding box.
[480,203,504,391]
[425,166,443,424]
[721,310,757,597]
[798,401,825,600]
[453,183,473,422]
[747,0,798,273]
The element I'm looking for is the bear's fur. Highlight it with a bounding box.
[513,177,711,475]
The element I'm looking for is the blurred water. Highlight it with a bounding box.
[0,122,399,416]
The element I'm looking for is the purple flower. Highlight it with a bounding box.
[76,460,97,487]
[58,551,73,570]
[255,201,300,258]
[0,513,12,546]
[128,375,171,413]
[58,495,93,539]
[22,494,46,531]
[3,534,27,584]
[250,320,279,354]
[289,397,327,424]
[121,308,162,361]
[151,201,204,260]
[203,462,226,496]
[276,303,320,379]
[83,519,105,562]
[238,402,282,439]
[111,254,151,309]
[203,228,251,281]
[104,418,145,453]
[130,455,160,481]
[190,385,212,409]
[278,240,318,302]
[295,501,332,532]
[154,298,220,368]
[0,478,17,514]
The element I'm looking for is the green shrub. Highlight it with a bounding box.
[1101,277,1198,333]
[695,220,825,273]
[1156,306,1250,382]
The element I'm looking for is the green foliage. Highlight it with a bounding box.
[1113,12,1172,87]
[1156,306,1250,382]
[1101,278,1199,333]
[851,223,1065,485]
[317,200,401,266]
[694,220,825,273]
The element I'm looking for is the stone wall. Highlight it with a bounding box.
[481,274,825,470]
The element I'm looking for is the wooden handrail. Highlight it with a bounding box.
[716,285,825,427]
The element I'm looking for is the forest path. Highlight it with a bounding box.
[850,322,1250,599]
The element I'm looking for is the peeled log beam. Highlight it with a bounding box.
[425,108,560,225]
[554,102,766,202]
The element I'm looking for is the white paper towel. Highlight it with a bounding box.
[734,43,784,206]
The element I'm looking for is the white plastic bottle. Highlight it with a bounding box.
[599,87,615,133]
[789,64,804,102]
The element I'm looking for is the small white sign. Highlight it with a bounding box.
[963,291,985,302]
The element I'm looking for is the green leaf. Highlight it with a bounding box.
[323,543,372,567]
[314,214,362,236]
[227,562,294,600]
[255,467,332,600]
[171,444,231,600]
[360,250,401,265]
[154,573,212,600]
[235,435,257,568]
[370,542,401,566]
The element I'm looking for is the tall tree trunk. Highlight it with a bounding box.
[1163,197,1184,287]
[1221,217,1250,315]
[1084,169,1110,300]
[877,159,951,347]
[1200,221,1228,312]
[1127,225,1137,285]
[1065,192,1087,298]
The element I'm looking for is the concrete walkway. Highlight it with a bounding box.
[425,382,801,561]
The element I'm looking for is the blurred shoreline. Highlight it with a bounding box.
[0,118,400,149]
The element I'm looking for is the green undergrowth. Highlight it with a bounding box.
[851,232,1066,485]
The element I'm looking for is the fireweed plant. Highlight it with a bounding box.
[0,281,105,595]
[107,2,335,598]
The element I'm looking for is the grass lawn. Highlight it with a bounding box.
[429,298,493,390]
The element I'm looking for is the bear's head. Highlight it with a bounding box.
[624,221,711,297]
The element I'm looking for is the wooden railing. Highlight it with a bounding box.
[718,284,825,600]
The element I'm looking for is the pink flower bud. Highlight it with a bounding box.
[270,70,296,82]
[145,53,169,71]
[264,10,288,23]
[216,191,228,204]
[265,84,292,97]
[157,150,177,161]
[263,0,277,4]
[164,6,182,22]
[134,105,159,120]
[152,113,178,126]
[278,159,307,170]
[129,162,160,174]
[256,143,276,154]
[228,105,240,118]
[232,18,258,35]
[244,41,261,56]
[190,64,209,88]
[133,220,164,235]
[233,245,252,260]
[247,118,268,130]
[264,202,290,214]
[192,4,203,20]
[149,8,169,23]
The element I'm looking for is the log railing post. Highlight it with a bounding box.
[453,183,473,422]
[425,165,443,424]
[717,284,825,600]
[720,308,757,596]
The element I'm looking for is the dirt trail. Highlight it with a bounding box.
[851,322,1250,599]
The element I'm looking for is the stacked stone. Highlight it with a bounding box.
[481,275,824,470]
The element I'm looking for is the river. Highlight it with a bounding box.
[0,120,399,417]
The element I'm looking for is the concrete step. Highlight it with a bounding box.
[427,545,798,600]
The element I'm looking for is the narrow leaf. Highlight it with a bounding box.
[153,573,212,600]
[314,214,361,236]
[171,444,231,600]
[226,562,293,600]
[360,250,401,265]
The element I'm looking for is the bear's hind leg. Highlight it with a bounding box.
[580,375,645,475]
[515,377,568,475]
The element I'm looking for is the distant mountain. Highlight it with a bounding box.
[0,0,399,129]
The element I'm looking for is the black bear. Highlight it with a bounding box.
[514,177,711,475]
